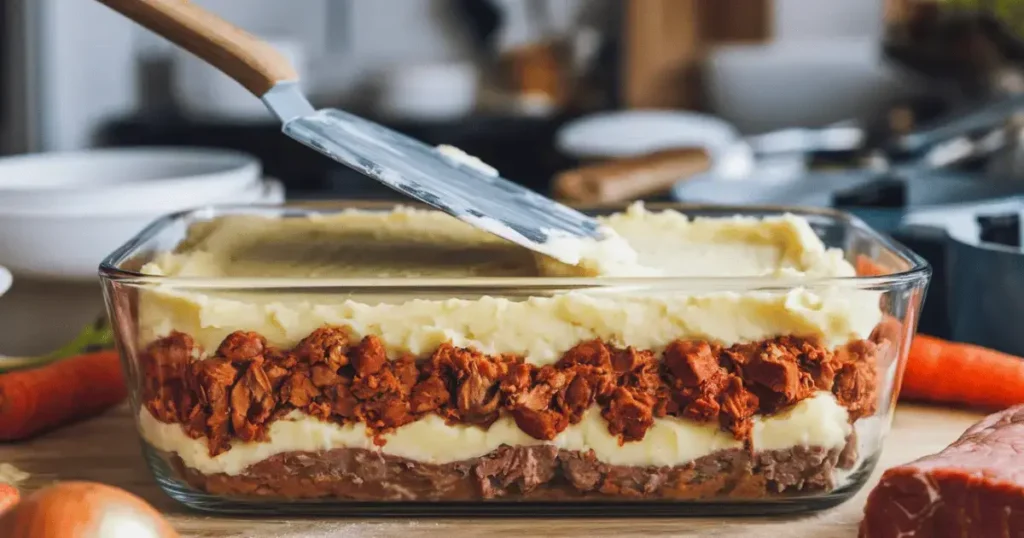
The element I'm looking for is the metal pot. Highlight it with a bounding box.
[946,207,1024,355]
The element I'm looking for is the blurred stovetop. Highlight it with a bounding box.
[97,113,582,200]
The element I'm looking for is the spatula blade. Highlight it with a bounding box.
[281,108,608,265]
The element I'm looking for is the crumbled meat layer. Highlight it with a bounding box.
[166,439,855,501]
[141,327,880,457]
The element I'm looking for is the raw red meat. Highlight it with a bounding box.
[860,405,1024,537]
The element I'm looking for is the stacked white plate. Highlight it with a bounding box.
[555,110,761,183]
[0,147,284,281]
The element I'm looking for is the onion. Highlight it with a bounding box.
[0,481,178,538]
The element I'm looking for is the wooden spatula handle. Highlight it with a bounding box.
[96,0,297,97]
[553,148,711,204]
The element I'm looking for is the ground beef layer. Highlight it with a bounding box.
[141,326,883,458]
[169,436,858,501]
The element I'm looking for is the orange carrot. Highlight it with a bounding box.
[0,351,127,441]
[856,255,890,277]
[0,484,18,514]
[901,334,1024,410]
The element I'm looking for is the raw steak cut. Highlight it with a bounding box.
[860,405,1024,537]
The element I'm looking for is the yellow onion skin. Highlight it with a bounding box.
[0,481,178,538]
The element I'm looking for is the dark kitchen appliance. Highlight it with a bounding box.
[97,113,575,200]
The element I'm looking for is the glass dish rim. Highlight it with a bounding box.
[98,201,932,289]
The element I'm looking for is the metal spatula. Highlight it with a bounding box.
[97,0,609,265]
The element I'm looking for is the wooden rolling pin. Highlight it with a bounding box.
[552,147,711,203]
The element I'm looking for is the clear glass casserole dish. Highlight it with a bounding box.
[99,201,930,516]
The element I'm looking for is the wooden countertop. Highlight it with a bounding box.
[0,403,984,538]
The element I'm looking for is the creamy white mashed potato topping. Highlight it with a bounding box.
[139,203,880,360]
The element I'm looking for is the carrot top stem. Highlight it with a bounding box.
[0,317,114,374]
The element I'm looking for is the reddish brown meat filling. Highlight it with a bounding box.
[167,442,855,501]
[141,326,881,458]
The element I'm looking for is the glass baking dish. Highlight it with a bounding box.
[99,201,930,516]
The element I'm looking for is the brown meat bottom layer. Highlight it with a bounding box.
[142,326,885,459]
[170,436,859,501]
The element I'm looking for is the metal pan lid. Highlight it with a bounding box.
[674,168,1024,213]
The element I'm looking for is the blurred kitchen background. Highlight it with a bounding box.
[3,0,895,196]
[7,0,1024,359]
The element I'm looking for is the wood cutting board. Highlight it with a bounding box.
[622,0,773,110]
[0,403,984,538]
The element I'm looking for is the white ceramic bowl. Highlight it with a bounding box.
[0,147,262,215]
[704,38,912,133]
[0,178,284,281]
[375,62,479,121]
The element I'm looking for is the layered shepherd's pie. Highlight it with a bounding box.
[134,203,889,501]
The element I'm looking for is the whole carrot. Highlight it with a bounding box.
[0,351,127,441]
[901,334,1024,410]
